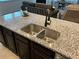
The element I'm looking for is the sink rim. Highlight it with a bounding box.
[21,23,60,42]
[21,23,45,36]
[36,28,60,43]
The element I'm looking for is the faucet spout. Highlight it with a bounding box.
[44,14,51,27]
[45,16,48,27]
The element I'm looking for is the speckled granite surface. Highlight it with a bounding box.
[0,13,79,59]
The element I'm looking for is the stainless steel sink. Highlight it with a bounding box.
[37,28,60,43]
[21,23,60,43]
[21,24,44,35]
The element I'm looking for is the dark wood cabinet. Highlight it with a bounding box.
[0,30,4,44]
[0,26,6,45]
[31,42,55,59]
[2,27,16,53]
[14,33,30,59]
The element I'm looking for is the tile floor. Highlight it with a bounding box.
[0,42,20,59]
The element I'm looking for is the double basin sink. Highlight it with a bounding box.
[21,23,60,43]
[21,23,70,59]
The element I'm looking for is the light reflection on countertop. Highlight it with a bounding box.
[2,10,23,22]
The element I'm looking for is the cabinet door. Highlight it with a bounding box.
[6,34,16,53]
[2,27,16,53]
[15,39,30,59]
[0,26,8,47]
[31,42,55,59]
[0,30,5,44]
[31,48,49,59]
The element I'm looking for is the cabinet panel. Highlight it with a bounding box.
[14,33,30,59]
[14,33,29,44]
[2,27,16,53]
[31,42,55,59]
[5,34,16,53]
[31,49,48,59]
[0,26,8,46]
[3,27,12,36]
[0,30,5,44]
[15,39,30,59]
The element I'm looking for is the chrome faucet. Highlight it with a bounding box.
[44,13,51,27]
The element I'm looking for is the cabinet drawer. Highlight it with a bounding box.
[0,31,5,44]
[31,49,50,59]
[14,33,29,44]
[31,42,55,56]
[2,27,12,36]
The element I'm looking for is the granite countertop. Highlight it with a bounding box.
[0,13,79,59]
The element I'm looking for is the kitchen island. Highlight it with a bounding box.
[0,13,79,59]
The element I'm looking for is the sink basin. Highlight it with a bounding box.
[21,23,60,42]
[37,28,60,43]
[21,24,44,35]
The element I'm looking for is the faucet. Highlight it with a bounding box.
[44,12,51,27]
